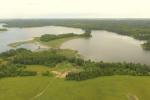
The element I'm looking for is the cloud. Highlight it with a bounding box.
[0,0,150,18]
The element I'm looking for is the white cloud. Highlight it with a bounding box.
[0,0,150,18]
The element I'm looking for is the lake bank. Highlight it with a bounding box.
[9,36,81,48]
[0,23,7,31]
[1,24,150,65]
[8,30,91,49]
[0,25,84,53]
[61,30,150,65]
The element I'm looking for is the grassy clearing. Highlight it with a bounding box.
[0,76,50,100]
[25,62,81,77]
[49,62,82,78]
[0,76,150,100]
[25,65,50,75]
[50,62,81,73]
[56,49,80,58]
[0,59,8,64]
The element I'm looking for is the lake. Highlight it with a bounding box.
[0,25,84,52]
[1,24,150,64]
[61,30,150,65]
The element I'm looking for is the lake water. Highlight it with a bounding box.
[0,25,84,52]
[1,24,150,65]
[61,30,150,65]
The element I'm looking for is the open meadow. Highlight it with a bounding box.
[0,76,150,100]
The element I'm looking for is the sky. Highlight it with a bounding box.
[0,0,150,19]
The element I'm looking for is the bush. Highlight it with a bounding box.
[0,64,37,78]
[40,34,57,42]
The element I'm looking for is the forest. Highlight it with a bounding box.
[0,48,150,80]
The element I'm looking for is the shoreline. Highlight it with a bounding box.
[8,36,81,48]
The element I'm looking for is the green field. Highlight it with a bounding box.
[0,76,150,100]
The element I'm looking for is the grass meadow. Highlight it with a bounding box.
[0,76,150,100]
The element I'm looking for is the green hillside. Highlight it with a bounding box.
[0,76,149,100]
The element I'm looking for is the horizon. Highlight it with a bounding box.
[0,17,150,20]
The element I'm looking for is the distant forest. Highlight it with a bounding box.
[1,19,150,39]
[1,19,150,49]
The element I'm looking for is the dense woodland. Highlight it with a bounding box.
[66,62,150,81]
[0,64,37,78]
[0,48,150,80]
[0,49,37,78]
[1,19,150,49]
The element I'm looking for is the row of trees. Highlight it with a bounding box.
[40,33,79,42]
[3,19,150,39]
[40,30,92,42]
[0,48,33,78]
[0,64,37,78]
[12,51,67,67]
[1,48,150,80]
[0,48,31,58]
[66,61,150,81]
[3,19,150,50]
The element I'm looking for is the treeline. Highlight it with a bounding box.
[0,48,38,78]
[0,48,31,58]
[142,40,150,50]
[12,50,150,81]
[0,48,75,67]
[40,33,78,42]
[40,31,91,42]
[0,64,37,78]
[66,61,150,81]
[80,29,92,37]
[12,50,67,66]
[3,19,150,39]
[1,49,150,80]
[2,19,150,50]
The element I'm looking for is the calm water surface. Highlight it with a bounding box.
[1,24,150,65]
[61,30,150,65]
[0,25,84,52]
